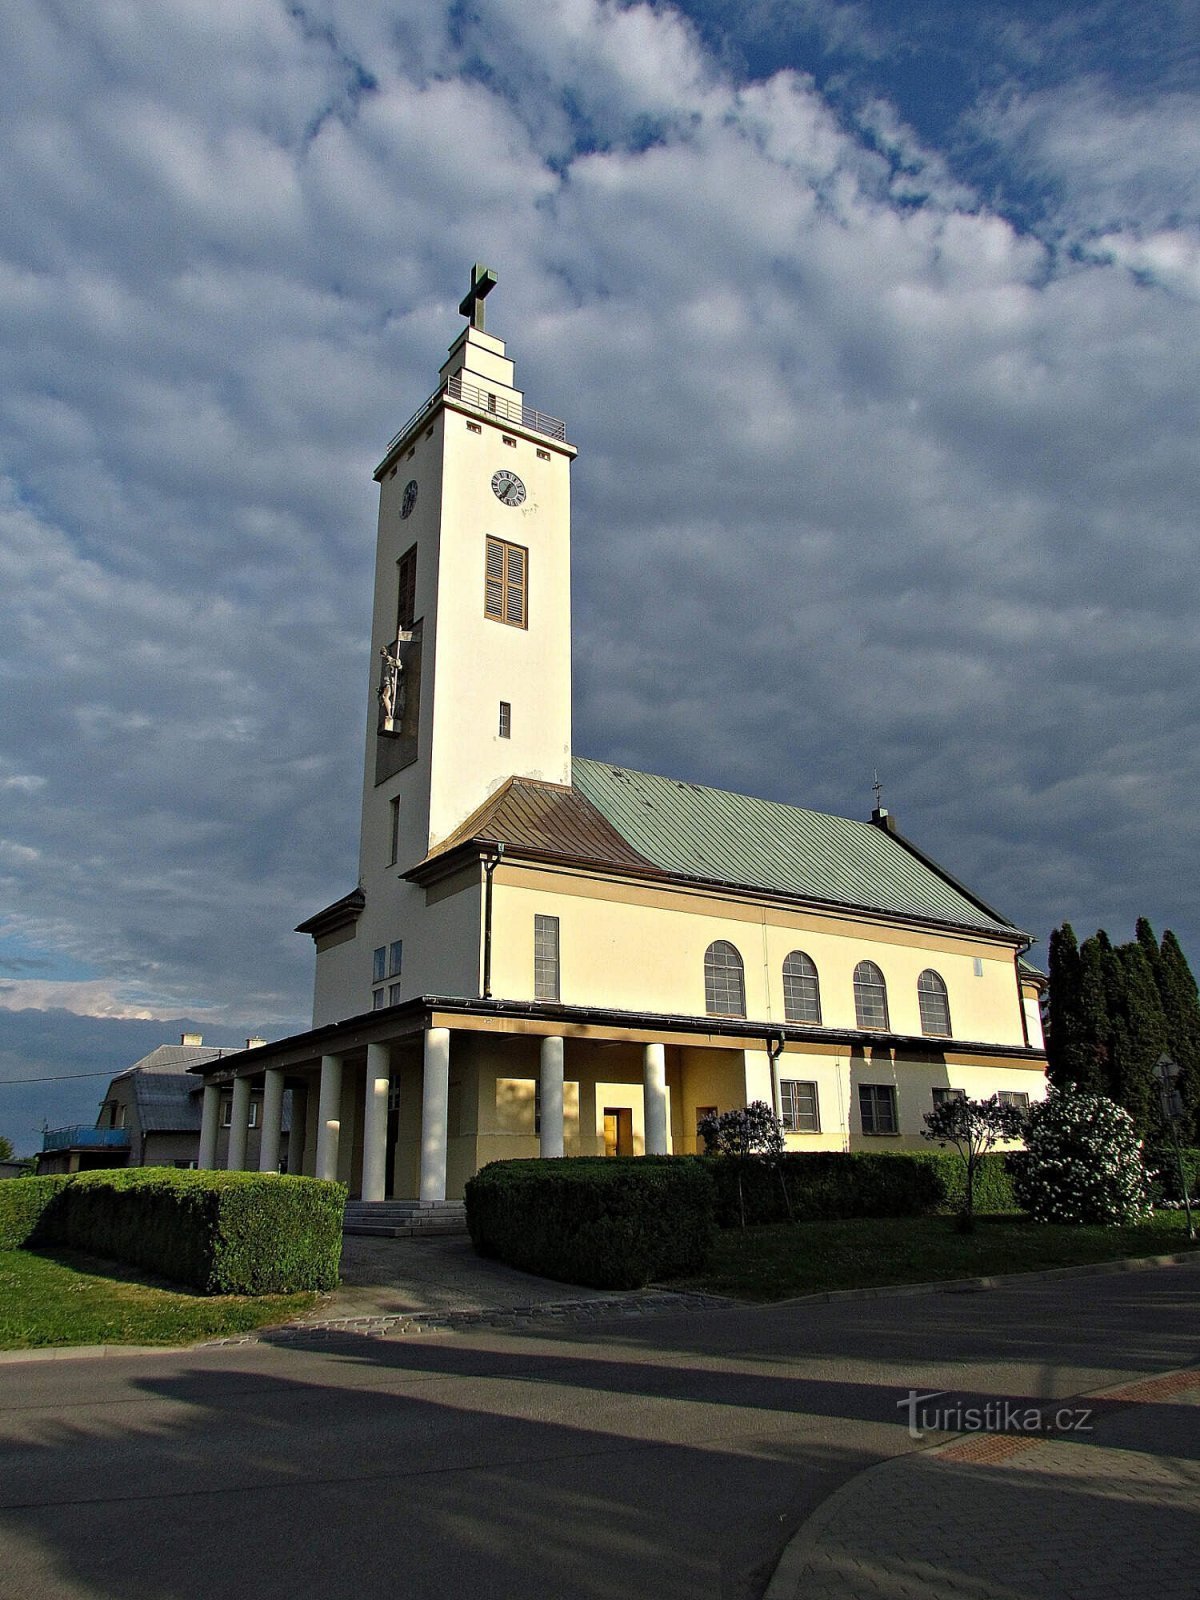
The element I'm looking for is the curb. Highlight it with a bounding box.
[2,1247,1196,1366]
[763,1357,1200,1600]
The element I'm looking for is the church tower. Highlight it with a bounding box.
[306,266,576,1024]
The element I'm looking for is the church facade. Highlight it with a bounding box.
[194,270,1048,1203]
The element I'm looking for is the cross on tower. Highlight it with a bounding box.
[459,263,498,332]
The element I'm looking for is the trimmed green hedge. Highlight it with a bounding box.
[0,1175,70,1249]
[1145,1146,1200,1204]
[1,1169,345,1294]
[703,1150,1019,1227]
[465,1157,715,1289]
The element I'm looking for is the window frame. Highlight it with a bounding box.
[372,946,386,984]
[782,950,822,1024]
[484,536,528,629]
[917,968,952,1037]
[498,700,512,738]
[998,1090,1030,1110]
[780,1079,821,1133]
[858,1082,899,1135]
[388,940,403,979]
[704,940,747,1019]
[853,960,890,1031]
[931,1087,965,1109]
[534,913,560,1002]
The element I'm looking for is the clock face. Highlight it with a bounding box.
[491,469,526,507]
[400,480,418,519]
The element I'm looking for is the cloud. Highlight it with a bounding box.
[0,0,1197,1056]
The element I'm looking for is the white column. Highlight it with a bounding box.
[362,1043,391,1203]
[315,1053,343,1183]
[226,1076,251,1170]
[198,1083,220,1169]
[419,1028,450,1205]
[258,1068,284,1173]
[540,1036,565,1158]
[643,1042,668,1155]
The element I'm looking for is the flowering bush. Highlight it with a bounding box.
[1012,1085,1152,1225]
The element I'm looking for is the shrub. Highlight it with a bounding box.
[1144,1145,1200,1205]
[0,1175,70,1249]
[701,1149,1020,1227]
[465,1157,715,1289]
[921,1095,1028,1231]
[1012,1086,1152,1225]
[38,1168,346,1293]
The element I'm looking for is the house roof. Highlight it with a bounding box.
[109,1046,291,1134]
[409,757,1024,941]
[569,758,1020,936]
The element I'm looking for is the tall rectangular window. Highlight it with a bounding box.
[780,1080,820,1133]
[485,537,527,628]
[372,946,386,984]
[534,914,560,1001]
[388,940,403,978]
[388,983,403,1006]
[388,796,401,865]
[499,701,512,738]
[858,1083,898,1135]
[396,545,417,629]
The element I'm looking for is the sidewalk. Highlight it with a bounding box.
[767,1365,1200,1600]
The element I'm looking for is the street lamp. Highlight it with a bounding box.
[1156,1054,1196,1241]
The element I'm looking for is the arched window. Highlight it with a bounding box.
[917,969,952,1036]
[782,951,822,1024]
[705,940,746,1018]
[853,960,890,1030]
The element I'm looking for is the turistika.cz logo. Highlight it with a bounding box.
[896,1390,1094,1442]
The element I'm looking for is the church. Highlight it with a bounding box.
[193,267,1048,1206]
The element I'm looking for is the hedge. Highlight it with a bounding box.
[0,1168,345,1294]
[0,1175,70,1250]
[1145,1145,1200,1205]
[702,1150,1020,1228]
[465,1157,715,1289]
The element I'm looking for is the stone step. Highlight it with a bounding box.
[342,1200,467,1237]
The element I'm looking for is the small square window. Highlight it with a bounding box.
[780,1080,820,1133]
[372,946,386,984]
[388,982,403,1006]
[499,701,512,738]
[859,1083,898,1135]
[931,1087,965,1108]
[536,448,551,461]
[388,940,403,978]
[467,420,482,434]
[502,434,516,447]
[372,988,385,1011]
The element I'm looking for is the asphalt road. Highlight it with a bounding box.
[2,1258,1199,1600]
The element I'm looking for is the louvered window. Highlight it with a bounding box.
[704,940,746,1018]
[485,537,527,628]
[396,545,417,629]
[917,969,951,1036]
[853,960,890,1030]
[782,951,821,1024]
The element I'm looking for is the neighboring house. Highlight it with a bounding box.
[39,1035,286,1175]
[194,268,1049,1203]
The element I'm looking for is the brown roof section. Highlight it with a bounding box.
[412,777,663,877]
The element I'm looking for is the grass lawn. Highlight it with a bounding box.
[0,1249,318,1350]
[671,1211,1199,1302]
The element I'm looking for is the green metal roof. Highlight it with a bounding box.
[572,758,1018,937]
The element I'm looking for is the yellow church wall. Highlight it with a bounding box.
[489,864,1030,1049]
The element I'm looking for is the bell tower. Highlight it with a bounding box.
[306,268,576,1024]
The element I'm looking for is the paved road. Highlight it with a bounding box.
[1,1257,1198,1600]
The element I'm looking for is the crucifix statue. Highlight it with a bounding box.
[458,262,497,331]
[378,631,413,733]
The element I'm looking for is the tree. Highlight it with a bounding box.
[1012,1085,1151,1225]
[1104,941,1167,1134]
[920,1095,1026,1233]
[1046,924,1084,1088]
[1155,930,1200,1142]
[698,1101,789,1227]
[0,1135,12,1163]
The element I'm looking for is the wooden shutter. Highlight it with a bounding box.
[484,537,528,628]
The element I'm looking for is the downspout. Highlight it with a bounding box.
[482,843,505,999]
[1013,940,1032,1049]
[767,1032,786,1123]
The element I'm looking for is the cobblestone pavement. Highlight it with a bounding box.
[766,1366,1200,1600]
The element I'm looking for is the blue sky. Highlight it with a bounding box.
[1,0,1198,1145]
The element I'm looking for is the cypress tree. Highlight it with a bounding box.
[1105,942,1168,1137]
[1072,933,1111,1095]
[1046,923,1083,1089]
[1156,930,1200,1142]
